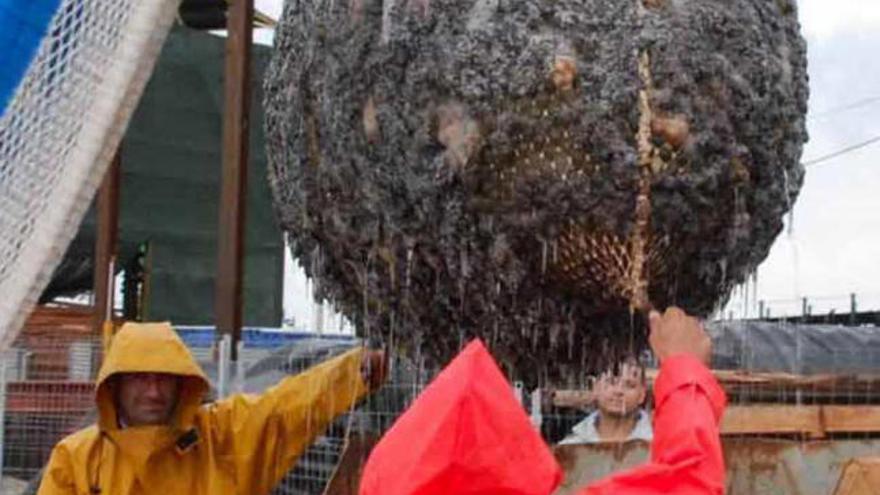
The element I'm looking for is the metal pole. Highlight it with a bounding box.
[215,0,254,361]
[530,387,543,430]
[850,293,858,326]
[217,335,231,399]
[234,340,245,394]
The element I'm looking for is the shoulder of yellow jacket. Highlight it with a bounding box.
[54,424,101,458]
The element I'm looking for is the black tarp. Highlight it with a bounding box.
[708,320,880,374]
[43,26,283,326]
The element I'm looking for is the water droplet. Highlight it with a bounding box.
[541,240,548,276]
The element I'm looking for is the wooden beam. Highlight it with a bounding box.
[824,406,880,433]
[553,389,595,410]
[215,0,253,360]
[644,368,880,388]
[704,370,880,404]
[720,405,880,437]
[721,405,824,437]
[554,369,880,408]
[93,149,121,346]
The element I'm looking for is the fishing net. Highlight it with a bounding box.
[0,0,181,348]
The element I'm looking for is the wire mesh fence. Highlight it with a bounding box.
[1,334,100,484]
[260,319,880,494]
[4,316,880,494]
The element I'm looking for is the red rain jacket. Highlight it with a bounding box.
[359,339,563,495]
[360,342,726,495]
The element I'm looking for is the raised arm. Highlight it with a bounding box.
[207,347,385,494]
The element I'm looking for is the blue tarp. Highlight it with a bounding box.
[176,326,356,349]
[0,0,60,114]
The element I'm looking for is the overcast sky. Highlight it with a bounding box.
[254,0,880,328]
[730,0,880,318]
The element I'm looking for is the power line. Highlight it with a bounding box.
[810,96,880,120]
[802,134,880,167]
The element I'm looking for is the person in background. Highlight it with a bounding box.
[582,307,725,494]
[558,357,652,445]
[37,321,386,495]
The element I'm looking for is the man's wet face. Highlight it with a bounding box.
[115,373,179,426]
[595,362,646,418]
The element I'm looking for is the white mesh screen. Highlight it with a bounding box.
[0,0,182,349]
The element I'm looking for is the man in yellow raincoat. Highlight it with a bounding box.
[37,321,385,495]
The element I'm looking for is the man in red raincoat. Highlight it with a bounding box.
[360,306,726,495]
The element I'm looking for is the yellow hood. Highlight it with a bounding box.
[96,322,209,432]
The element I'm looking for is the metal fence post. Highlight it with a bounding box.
[217,334,231,399]
[233,340,245,394]
[0,357,8,486]
[850,293,858,326]
[530,387,543,430]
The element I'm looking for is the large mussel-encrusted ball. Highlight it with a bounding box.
[264,0,808,384]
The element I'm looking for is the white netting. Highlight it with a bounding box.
[0,0,182,349]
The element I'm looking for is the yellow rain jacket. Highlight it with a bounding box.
[37,322,370,495]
